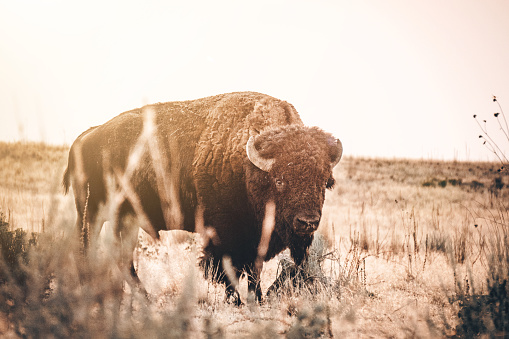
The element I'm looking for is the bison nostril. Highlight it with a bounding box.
[295,215,321,231]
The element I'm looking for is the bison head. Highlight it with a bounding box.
[245,125,342,246]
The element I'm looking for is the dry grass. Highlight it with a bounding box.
[0,142,69,232]
[1,141,508,337]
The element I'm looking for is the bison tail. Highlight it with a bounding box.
[62,165,71,194]
[62,150,74,194]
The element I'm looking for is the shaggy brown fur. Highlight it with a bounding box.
[63,92,342,303]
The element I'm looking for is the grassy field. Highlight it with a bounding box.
[1,141,508,338]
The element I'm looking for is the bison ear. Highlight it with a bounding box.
[329,137,343,168]
[246,136,275,172]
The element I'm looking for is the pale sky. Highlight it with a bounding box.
[1,0,508,161]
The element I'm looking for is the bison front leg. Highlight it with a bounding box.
[267,236,314,297]
[224,283,242,306]
[289,235,314,267]
[221,257,244,306]
[201,256,243,306]
[266,259,300,297]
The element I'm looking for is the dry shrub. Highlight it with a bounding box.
[451,218,509,338]
[450,96,509,337]
[0,212,204,338]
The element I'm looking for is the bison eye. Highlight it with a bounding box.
[275,178,285,191]
[326,177,335,189]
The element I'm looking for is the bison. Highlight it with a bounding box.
[63,91,342,303]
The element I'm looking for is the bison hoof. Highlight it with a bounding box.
[225,288,243,306]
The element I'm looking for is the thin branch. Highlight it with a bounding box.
[495,97,509,140]
[474,116,509,164]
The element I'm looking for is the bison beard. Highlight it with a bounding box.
[63,92,342,304]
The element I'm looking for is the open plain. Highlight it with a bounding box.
[1,141,508,338]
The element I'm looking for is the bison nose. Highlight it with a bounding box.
[294,213,321,233]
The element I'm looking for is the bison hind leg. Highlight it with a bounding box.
[114,210,148,297]
[73,182,105,254]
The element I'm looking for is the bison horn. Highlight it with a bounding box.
[331,138,343,168]
[246,136,274,172]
